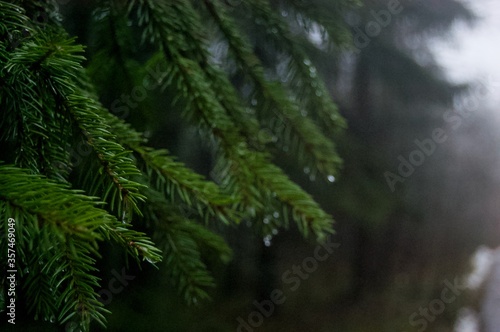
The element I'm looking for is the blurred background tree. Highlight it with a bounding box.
[2,0,500,331]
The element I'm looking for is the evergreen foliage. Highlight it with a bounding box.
[0,0,356,329]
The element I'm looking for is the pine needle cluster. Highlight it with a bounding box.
[0,0,356,329]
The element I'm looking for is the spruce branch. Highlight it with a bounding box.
[56,237,109,331]
[130,0,335,240]
[244,0,346,136]
[1,14,147,219]
[0,165,111,328]
[143,190,232,304]
[66,94,147,220]
[203,0,343,177]
[0,164,161,328]
[99,222,163,265]
[94,105,239,225]
[128,0,264,207]
[0,0,352,327]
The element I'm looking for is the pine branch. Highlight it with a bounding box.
[251,161,335,242]
[244,0,346,136]
[99,221,163,265]
[171,56,264,209]
[0,165,108,240]
[93,105,239,225]
[143,190,232,304]
[138,147,237,224]
[0,165,110,328]
[1,18,147,219]
[23,245,61,323]
[144,1,264,149]
[129,0,264,207]
[161,220,217,304]
[0,2,33,40]
[203,0,343,177]
[66,94,147,220]
[1,1,350,327]
[0,30,74,180]
[56,237,109,331]
[0,164,161,328]
[130,0,335,240]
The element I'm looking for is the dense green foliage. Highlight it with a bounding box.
[0,0,358,330]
